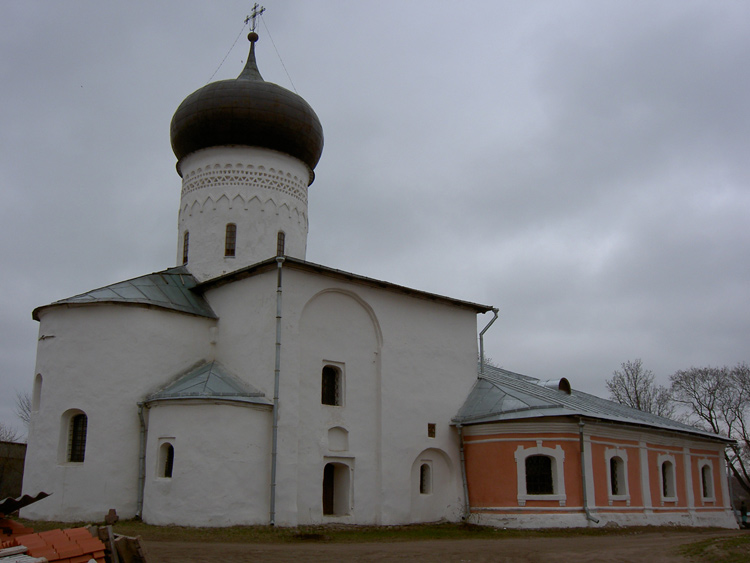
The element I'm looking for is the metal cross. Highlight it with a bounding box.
[245,3,266,32]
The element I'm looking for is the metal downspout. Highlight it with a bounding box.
[578,419,600,524]
[479,308,499,374]
[457,424,471,520]
[136,403,147,519]
[270,256,285,526]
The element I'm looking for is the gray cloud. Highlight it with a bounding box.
[1,1,748,431]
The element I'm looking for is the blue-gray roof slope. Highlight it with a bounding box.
[145,360,271,406]
[454,364,731,443]
[32,266,216,320]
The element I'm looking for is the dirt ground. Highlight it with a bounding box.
[143,529,745,562]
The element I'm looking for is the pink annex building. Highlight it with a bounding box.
[454,365,736,527]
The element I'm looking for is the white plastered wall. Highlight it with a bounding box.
[141,401,272,526]
[204,265,481,526]
[22,305,215,521]
[177,146,310,281]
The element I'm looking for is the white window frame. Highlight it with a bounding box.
[605,448,630,505]
[514,442,566,506]
[658,453,678,504]
[698,459,715,502]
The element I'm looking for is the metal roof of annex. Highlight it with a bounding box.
[454,364,732,443]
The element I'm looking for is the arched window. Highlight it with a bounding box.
[700,462,714,499]
[159,442,175,478]
[182,231,189,264]
[514,443,566,506]
[225,223,236,257]
[321,365,342,406]
[32,374,43,412]
[419,463,432,495]
[276,231,285,257]
[605,448,629,503]
[322,462,350,516]
[68,413,88,463]
[525,455,553,494]
[661,460,676,498]
[610,456,624,495]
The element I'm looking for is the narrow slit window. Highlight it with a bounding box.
[662,460,675,498]
[225,223,236,257]
[182,231,189,264]
[277,231,285,257]
[419,463,432,495]
[701,464,713,498]
[160,442,175,478]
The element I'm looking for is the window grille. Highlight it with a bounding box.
[182,231,189,264]
[225,224,236,257]
[68,413,87,463]
[321,366,340,406]
[277,231,285,257]
[525,455,553,494]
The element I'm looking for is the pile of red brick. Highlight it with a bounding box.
[0,524,106,563]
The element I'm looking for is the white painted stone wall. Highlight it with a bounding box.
[22,262,483,526]
[142,401,272,526]
[22,304,215,521]
[177,146,311,281]
[203,264,482,526]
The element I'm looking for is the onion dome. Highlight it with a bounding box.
[170,32,324,174]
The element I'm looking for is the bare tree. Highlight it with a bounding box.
[15,390,31,427]
[0,422,21,443]
[670,363,750,496]
[606,359,676,418]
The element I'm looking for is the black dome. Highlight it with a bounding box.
[170,37,324,172]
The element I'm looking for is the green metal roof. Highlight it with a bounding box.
[33,266,216,320]
[145,361,271,407]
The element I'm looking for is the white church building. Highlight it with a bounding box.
[21,30,737,529]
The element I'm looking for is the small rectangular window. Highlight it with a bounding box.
[427,423,436,438]
[277,231,285,257]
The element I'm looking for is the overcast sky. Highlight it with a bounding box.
[1,1,748,435]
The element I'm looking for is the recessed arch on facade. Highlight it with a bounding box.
[327,426,349,452]
[300,288,384,350]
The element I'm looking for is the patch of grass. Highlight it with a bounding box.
[14,518,738,545]
[681,534,750,563]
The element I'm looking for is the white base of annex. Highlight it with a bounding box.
[469,509,738,529]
